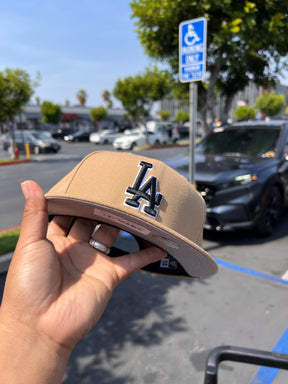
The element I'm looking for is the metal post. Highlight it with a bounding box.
[189,82,197,186]
[204,345,288,384]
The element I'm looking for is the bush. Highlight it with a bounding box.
[233,106,256,121]
[254,91,285,117]
[175,111,189,123]
[159,110,171,121]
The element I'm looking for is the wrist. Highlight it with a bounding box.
[0,311,71,384]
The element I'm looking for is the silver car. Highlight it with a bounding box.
[89,130,123,145]
[3,131,61,154]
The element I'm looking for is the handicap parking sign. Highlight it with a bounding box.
[179,17,207,83]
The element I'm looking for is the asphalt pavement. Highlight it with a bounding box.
[1,143,288,383]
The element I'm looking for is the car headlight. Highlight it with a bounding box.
[232,173,258,187]
[234,174,255,185]
[36,140,46,147]
[219,174,258,189]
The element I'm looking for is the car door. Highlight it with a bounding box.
[24,132,36,152]
[15,132,27,151]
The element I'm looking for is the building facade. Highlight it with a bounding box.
[10,105,127,133]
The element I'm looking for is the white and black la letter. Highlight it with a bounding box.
[125,161,163,218]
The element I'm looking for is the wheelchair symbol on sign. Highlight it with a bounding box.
[184,24,201,46]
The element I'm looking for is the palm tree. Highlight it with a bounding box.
[102,90,113,108]
[76,89,87,106]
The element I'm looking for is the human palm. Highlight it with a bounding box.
[0,181,166,352]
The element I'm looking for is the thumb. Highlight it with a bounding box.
[18,180,48,248]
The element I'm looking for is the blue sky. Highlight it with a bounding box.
[0,0,159,108]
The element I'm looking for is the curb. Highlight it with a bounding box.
[0,159,30,166]
[0,225,21,234]
[134,142,189,151]
[148,142,189,150]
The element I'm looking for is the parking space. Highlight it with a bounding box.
[60,258,288,384]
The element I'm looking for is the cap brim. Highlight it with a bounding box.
[46,197,218,278]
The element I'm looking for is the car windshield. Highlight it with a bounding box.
[196,127,281,157]
[32,132,51,140]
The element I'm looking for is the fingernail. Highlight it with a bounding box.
[21,181,31,199]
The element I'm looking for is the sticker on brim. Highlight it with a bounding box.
[93,207,150,236]
[160,257,178,269]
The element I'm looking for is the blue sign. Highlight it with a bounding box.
[179,17,207,83]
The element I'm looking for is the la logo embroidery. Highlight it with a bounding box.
[124,161,163,218]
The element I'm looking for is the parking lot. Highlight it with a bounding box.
[1,141,288,383]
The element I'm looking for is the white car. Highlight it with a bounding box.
[113,131,166,150]
[140,121,180,143]
[89,130,123,145]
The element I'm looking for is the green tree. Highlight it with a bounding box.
[0,69,33,122]
[40,101,62,124]
[130,0,288,131]
[171,81,189,106]
[90,106,107,129]
[0,68,34,157]
[113,66,171,124]
[233,106,256,121]
[175,111,189,124]
[76,89,87,106]
[254,91,285,118]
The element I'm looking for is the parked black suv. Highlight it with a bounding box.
[196,120,288,235]
[173,120,288,235]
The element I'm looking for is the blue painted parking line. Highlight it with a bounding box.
[249,328,288,383]
[215,258,288,287]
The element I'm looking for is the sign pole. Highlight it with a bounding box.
[179,17,206,186]
[189,82,197,185]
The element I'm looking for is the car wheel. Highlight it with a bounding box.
[130,142,137,150]
[34,146,40,155]
[255,186,283,236]
[103,139,109,145]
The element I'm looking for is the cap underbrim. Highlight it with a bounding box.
[46,197,218,278]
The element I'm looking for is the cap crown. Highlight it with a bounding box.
[46,151,206,247]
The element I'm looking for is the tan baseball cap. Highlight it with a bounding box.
[45,151,218,278]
